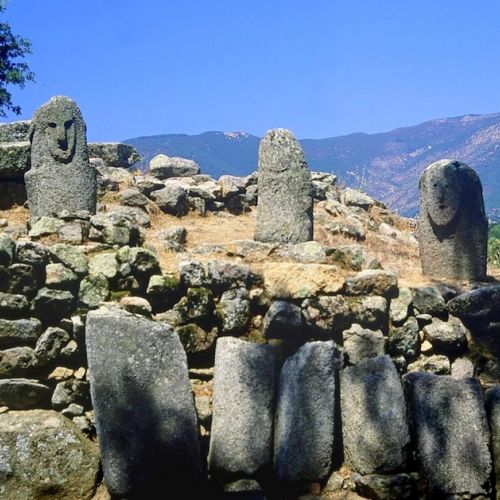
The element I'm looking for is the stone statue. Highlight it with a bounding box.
[418,159,487,280]
[25,96,97,219]
[255,128,313,243]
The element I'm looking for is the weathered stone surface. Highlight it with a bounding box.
[351,472,420,500]
[51,379,91,410]
[274,341,337,481]
[78,274,109,309]
[0,378,50,409]
[49,243,88,275]
[176,323,217,354]
[0,232,15,266]
[45,262,79,290]
[216,288,250,334]
[0,120,30,142]
[32,287,75,323]
[208,337,278,476]
[389,287,413,325]
[341,355,410,474]
[86,308,202,496]
[255,129,313,243]
[16,240,48,269]
[407,354,451,375]
[412,286,446,316]
[263,300,302,339]
[486,386,500,494]
[345,270,398,298]
[277,240,327,263]
[88,142,140,168]
[0,141,30,178]
[448,284,500,322]
[120,187,149,208]
[418,159,487,280]
[342,188,375,209]
[0,410,100,499]
[88,252,119,279]
[387,317,420,360]
[206,260,254,290]
[343,324,385,364]
[156,226,187,251]
[422,316,468,352]
[34,326,71,364]
[149,154,200,179]
[0,292,29,317]
[0,346,37,377]
[0,317,41,348]
[25,96,97,219]
[151,184,189,215]
[450,357,474,379]
[404,372,492,497]
[119,296,152,317]
[263,263,344,299]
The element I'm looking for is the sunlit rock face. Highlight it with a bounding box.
[418,159,487,280]
[25,96,97,220]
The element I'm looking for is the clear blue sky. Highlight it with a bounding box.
[4,1,500,142]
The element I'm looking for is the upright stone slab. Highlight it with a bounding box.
[404,372,492,498]
[340,355,410,474]
[86,307,202,497]
[274,341,338,482]
[255,128,313,243]
[418,159,487,280]
[486,386,500,495]
[25,96,97,219]
[208,337,278,477]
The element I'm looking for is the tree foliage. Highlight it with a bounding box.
[0,1,34,117]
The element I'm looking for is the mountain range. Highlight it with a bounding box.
[125,113,500,217]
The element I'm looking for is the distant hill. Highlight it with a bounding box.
[125,113,500,216]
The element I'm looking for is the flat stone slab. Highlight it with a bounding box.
[274,340,338,481]
[86,307,202,497]
[88,142,140,168]
[0,141,30,179]
[0,410,99,499]
[208,337,278,477]
[340,355,410,474]
[404,372,492,497]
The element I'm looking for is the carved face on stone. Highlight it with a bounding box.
[43,111,76,163]
[29,96,86,167]
[421,162,461,227]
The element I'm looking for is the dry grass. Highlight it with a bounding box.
[1,192,498,288]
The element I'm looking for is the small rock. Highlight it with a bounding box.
[120,188,149,208]
[119,296,152,317]
[263,301,302,339]
[216,288,250,334]
[149,154,200,179]
[45,263,79,291]
[32,288,75,323]
[387,317,420,360]
[34,326,71,365]
[451,357,474,379]
[51,379,91,410]
[78,274,109,309]
[389,288,413,324]
[345,270,398,298]
[407,354,450,375]
[422,316,468,352]
[343,324,385,364]
[151,185,188,216]
[412,286,446,316]
[0,378,50,409]
[156,226,187,251]
[0,292,30,317]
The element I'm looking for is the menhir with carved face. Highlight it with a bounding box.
[418,159,487,280]
[25,96,97,219]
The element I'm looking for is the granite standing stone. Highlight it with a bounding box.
[418,159,487,280]
[340,355,410,474]
[485,386,500,495]
[404,372,492,497]
[86,307,202,497]
[274,341,338,482]
[255,128,313,243]
[25,96,97,220]
[208,337,278,477]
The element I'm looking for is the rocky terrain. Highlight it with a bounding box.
[125,112,500,217]
[0,119,499,499]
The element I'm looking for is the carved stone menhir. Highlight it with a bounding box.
[255,128,313,243]
[418,159,487,280]
[25,96,97,220]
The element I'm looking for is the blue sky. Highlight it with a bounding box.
[4,1,500,142]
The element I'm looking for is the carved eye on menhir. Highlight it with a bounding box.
[48,122,57,128]
[64,119,73,130]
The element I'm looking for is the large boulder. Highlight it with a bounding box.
[0,141,30,179]
[404,372,492,497]
[86,307,202,497]
[340,355,410,474]
[274,341,339,481]
[149,154,200,179]
[0,410,100,499]
[208,337,278,477]
[88,142,140,168]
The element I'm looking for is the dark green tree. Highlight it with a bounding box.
[0,1,34,117]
